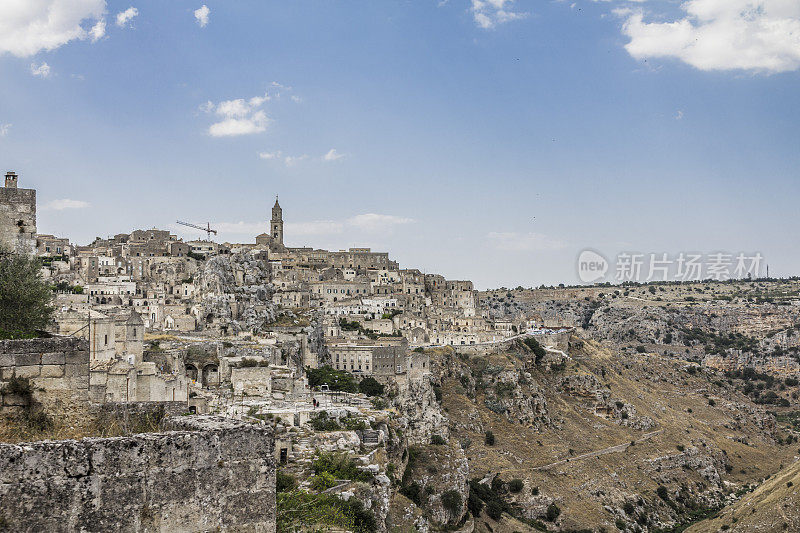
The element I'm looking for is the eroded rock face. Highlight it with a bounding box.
[195,251,276,334]
[393,377,448,445]
[403,444,470,527]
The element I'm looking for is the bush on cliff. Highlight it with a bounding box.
[312,451,373,483]
[277,490,376,533]
[523,337,547,365]
[358,376,384,397]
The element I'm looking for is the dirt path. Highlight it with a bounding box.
[533,430,663,470]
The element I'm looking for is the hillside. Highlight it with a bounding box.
[430,337,797,531]
[687,460,800,533]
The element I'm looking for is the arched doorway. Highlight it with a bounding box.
[185,364,198,382]
[202,364,219,387]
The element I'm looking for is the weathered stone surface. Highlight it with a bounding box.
[0,336,90,421]
[0,415,276,533]
[41,352,66,365]
[13,364,40,378]
[14,352,41,366]
[39,364,65,378]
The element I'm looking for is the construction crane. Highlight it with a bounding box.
[176,220,217,241]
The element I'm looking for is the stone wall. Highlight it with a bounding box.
[0,415,276,532]
[0,185,36,253]
[0,336,89,419]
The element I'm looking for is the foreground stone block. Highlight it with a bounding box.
[0,415,276,532]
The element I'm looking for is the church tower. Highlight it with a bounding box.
[271,196,284,246]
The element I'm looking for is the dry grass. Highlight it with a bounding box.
[0,408,169,444]
[440,339,796,531]
[687,460,800,533]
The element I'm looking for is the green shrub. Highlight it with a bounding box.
[486,499,504,520]
[523,337,547,364]
[467,489,484,517]
[400,482,422,505]
[431,434,446,445]
[1,376,33,396]
[0,248,54,335]
[359,377,384,397]
[441,490,462,519]
[276,470,296,492]
[509,479,524,493]
[545,502,561,522]
[306,365,358,393]
[277,490,376,533]
[311,472,338,491]
[312,451,373,483]
[309,411,342,431]
[485,430,495,446]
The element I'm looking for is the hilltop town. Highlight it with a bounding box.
[2,172,800,532]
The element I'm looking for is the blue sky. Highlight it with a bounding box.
[1,0,799,288]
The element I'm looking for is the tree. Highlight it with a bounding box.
[306,365,358,393]
[441,490,462,520]
[358,377,384,397]
[486,499,504,520]
[523,337,547,365]
[545,502,561,522]
[0,248,54,337]
[485,430,495,446]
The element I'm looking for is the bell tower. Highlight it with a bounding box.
[271,196,284,246]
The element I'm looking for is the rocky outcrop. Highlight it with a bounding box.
[393,377,448,445]
[402,443,470,527]
[194,250,276,334]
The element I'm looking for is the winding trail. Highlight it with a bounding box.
[533,429,663,471]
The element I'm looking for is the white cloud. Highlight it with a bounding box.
[0,0,106,57]
[487,231,567,252]
[472,0,527,29]
[260,149,348,165]
[115,6,138,28]
[620,1,800,73]
[323,149,345,161]
[0,124,11,137]
[41,198,90,211]
[675,110,684,120]
[208,112,268,137]
[203,89,289,137]
[283,154,309,166]
[89,19,106,41]
[194,5,210,27]
[347,214,414,232]
[30,62,51,78]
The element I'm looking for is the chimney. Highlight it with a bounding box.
[4,171,18,189]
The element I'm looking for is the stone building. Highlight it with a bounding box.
[0,171,36,254]
[327,336,409,376]
[35,233,71,257]
[256,196,286,252]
